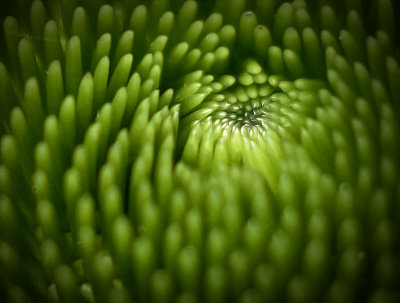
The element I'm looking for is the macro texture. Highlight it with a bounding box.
[0,0,399,302]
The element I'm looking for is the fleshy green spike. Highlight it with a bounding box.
[18,38,40,81]
[150,35,169,53]
[218,25,236,49]
[65,36,83,95]
[375,0,395,40]
[37,199,62,243]
[204,13,223,33]
[185,20,204,48]
[386,57,400,113]
[321,29,341,53]
[43,20,63,66]
[150,269,174,303]
[178,1,198,30]
[0,63,16,119]
[340,29,365,64]
[107,53,133,98]
[224,0,246,25]
[92,250,115,301]
[200,33,219,53]
[268,46,285,74]
[302,27,324,78]
[132,236,156,302]
[256,0,275,25]
[107,130,129,191]
[43,115,61,169]
[30,0,47,41]
[321,6,339,35]
[24,77,44,137]
[376,31,393,56]
[46,61,64,115]
[129,99,150,156]
[76,73,94,135]
[71,147,89,197]
[124,72,141,121]
[110,87,127,138]
[92,33,112,70]
[238,11,257,53]
[111,215,133,278]
[58,95,76,160]
[3,16,21,76]
[178,245,200,293]
[71,6,92,68]
[253,25,272,61]
[274,2,294,39]
[54,264,79,302]
[136,53,154,79]
[283,49,304,78]
[97,5,117,37]
[334,54,358,95]
[367,37,386,82]
[283,27,302,55]
[347,10,365,44]
[129,5,147,55]
[158,11,174,36]
[129,5,148,33]
[93,56,110,110]
[102,185,123,244]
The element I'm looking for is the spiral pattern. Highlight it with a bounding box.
[0,0,399,302]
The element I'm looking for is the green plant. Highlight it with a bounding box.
[0,0,399,302]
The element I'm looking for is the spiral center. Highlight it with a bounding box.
[178,57,323,177]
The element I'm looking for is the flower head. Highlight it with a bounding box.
[0,0,399,302]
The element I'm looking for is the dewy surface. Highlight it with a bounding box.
[0,0,399,302]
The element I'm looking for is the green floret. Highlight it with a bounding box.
[0,0,400,302]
